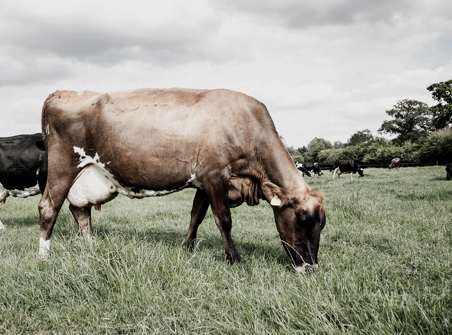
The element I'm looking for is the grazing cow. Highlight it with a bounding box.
[446,163,452,180]
[303,162,323,176]
[295,162,311,177]
[39,88,326,273]
[330,159,364,179]
[389,158,401,169]
[0,134,47,228]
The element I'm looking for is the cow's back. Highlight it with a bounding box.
[42,88,277,191]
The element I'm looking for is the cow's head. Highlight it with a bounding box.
[263,183,326,273]
[357,168,364,177]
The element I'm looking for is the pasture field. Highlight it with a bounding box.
[0,166,450,334]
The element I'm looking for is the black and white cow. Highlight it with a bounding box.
[0,133,47,228]
[446,163,452,181]
[303,162,323,176]
[295,162,311,177]
[330,159,364,179]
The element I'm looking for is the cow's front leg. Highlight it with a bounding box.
[213,206,243,264]
[69,204,93,237]
[204,172,244,264]
[183,189,210,251]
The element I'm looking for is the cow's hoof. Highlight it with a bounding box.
[226,254,246,265]
[182,238,196,251]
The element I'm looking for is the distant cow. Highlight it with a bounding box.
[303,162,323,176]
[39,88,326,273]
[446,163,452,180]
[330,159,364,179]
[0,134,47,228]
[389,158,401,169]
[295,162,311,177]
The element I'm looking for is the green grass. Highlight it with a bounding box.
[0,166,450,334]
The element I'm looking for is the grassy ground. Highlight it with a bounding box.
[0,166,450,334]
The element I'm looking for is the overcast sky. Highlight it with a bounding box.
[1,0,451,147]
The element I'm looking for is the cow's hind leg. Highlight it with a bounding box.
[69,205,93,237]
[38,166,78,256]
[38,187,69,256]
[183,189,210,251]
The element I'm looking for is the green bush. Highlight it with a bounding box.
[291,128,452,167]
[417,128,452,164]
[292,155,305,163]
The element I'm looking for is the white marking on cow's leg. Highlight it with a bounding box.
[333,167,339,179]
[294,263,318,274]
[0,220,5,230]
[350,172,353,180]
[39,237,51,256]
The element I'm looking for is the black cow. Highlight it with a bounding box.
[0,134,47,228]
[330,159,364,179]
[303,162,323,176]
[295,162,311,177]
[446,163,452,181]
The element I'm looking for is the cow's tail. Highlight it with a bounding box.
[41,93,56,150]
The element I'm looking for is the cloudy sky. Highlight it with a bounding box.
[1,0,451,147]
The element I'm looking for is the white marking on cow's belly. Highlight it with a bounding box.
[69,147,204,206]
[39,237,50,256]
[7,184,41,198]
[188,173,203,189]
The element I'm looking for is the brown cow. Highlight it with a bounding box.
[389,158,401,169]
[38,88,326,273]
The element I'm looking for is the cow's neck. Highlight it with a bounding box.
[256,139,309,194]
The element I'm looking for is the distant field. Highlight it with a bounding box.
[0,166,450,334]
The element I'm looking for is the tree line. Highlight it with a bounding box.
[286,79,452,167]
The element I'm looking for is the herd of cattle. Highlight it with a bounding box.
[0,88,450,272]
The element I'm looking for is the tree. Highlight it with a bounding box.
[378,99,432,145]
[333,141,345,149]
[305,137,332,162]
[417,128,452,164]
[427,79,452,129]
[347,129,374,146]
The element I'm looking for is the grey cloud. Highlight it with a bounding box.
[215,0,418,28]
[0,9,224,67]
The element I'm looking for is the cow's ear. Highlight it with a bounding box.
[35,140,46,151]
[262,182,288,207]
